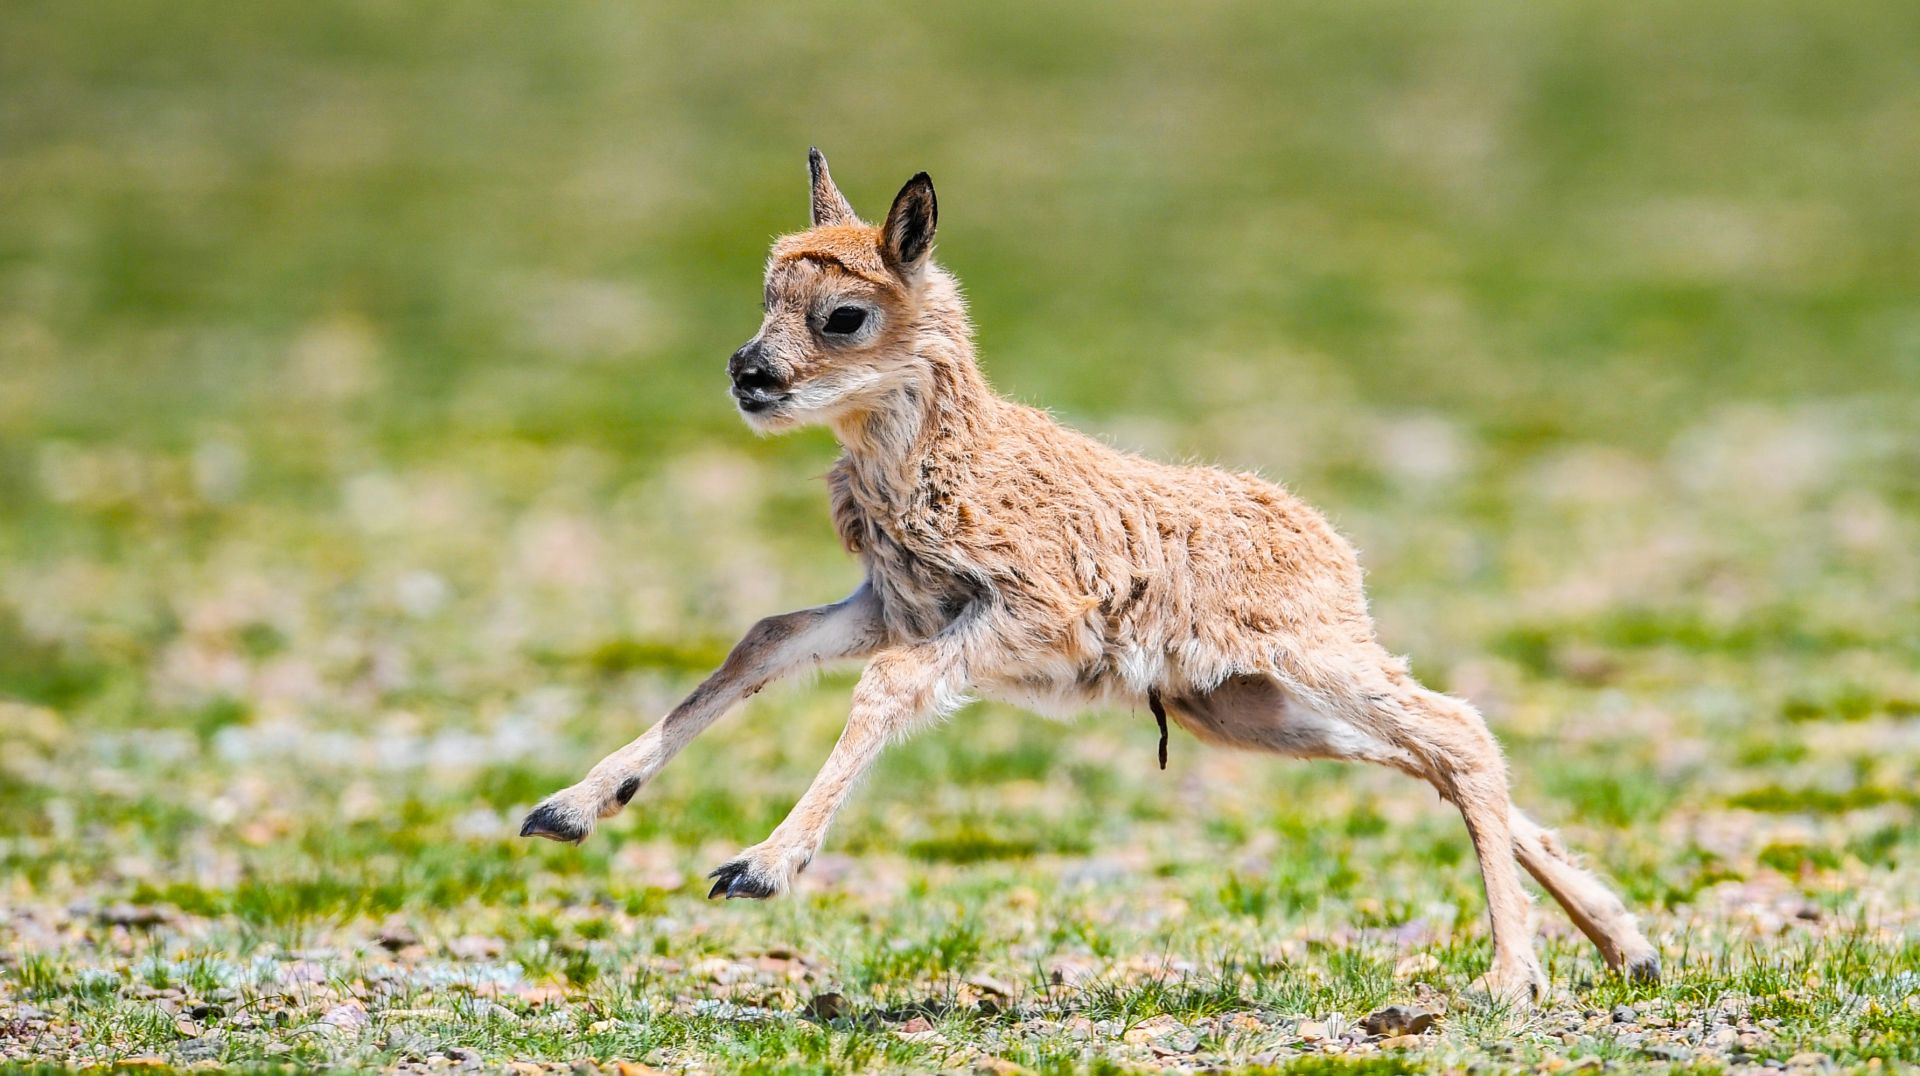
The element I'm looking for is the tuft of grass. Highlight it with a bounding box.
[1267,1059,1420,1076]
[1756,842,1842,875]
[1728,783,1920,813]
[562,636,737,676]
[0,610,114,710]
[1781,686,1920,723]
[1075,964,1253,1023]
[905,825,1088,864]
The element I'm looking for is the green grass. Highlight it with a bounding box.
[4,0,1920,1071]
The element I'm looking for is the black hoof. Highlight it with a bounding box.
[519,801,590,843]
[1623,951,1662,984]
[705,859,778,900]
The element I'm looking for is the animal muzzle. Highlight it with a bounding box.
[728,341,790,412]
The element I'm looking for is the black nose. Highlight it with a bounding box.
[728,342,788,409]
[734,363,781,393]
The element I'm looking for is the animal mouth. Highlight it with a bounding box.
[735,391,792,415]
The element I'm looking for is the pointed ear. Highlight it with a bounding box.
[808,147,857,226]
[881,172,937,279]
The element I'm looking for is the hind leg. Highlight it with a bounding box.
[1385,692,1550,1004]
[1168,671,1547,1003]
[1511,809,1660,980]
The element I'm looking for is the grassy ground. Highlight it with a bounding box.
[4,1,1920,1071]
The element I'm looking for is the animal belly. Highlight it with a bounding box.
[1165,674,1412,766]
[978,662,1137,718]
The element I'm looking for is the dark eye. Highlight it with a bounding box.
[822,306,867,335]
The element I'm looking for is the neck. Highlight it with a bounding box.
[830,272,995,468]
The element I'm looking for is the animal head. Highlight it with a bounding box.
[727,148,948,433]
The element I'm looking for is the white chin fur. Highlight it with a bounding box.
[737,374,880,433]
[739,404,804,433]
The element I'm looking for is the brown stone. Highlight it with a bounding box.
[1361,1004,1437,1037]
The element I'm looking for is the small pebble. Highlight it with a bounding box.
[804,991,849,1021]
[1360,1005,1437,1037]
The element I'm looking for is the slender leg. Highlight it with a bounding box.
[1345,679,1653,994]
[1511,808,1661,980]
[1446,760,1549,1002]
[1282,656,1550,1005]
[707,640,962,899]
[520,584,886,844]
[1178,659,1650,1002]
[1364,685,1544,1003]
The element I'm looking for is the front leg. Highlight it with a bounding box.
[520,583,885,843]
[708,639,966,899]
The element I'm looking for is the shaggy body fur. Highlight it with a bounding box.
[522,150,1660,1002]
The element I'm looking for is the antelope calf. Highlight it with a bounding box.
[522,150,1660,1002]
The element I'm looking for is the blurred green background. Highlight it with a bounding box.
[8,1,1919,456]
[3,1,1920,1068]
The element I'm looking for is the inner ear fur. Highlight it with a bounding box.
[881,172,937,278]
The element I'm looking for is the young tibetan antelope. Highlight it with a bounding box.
[522,149,1660,1002]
